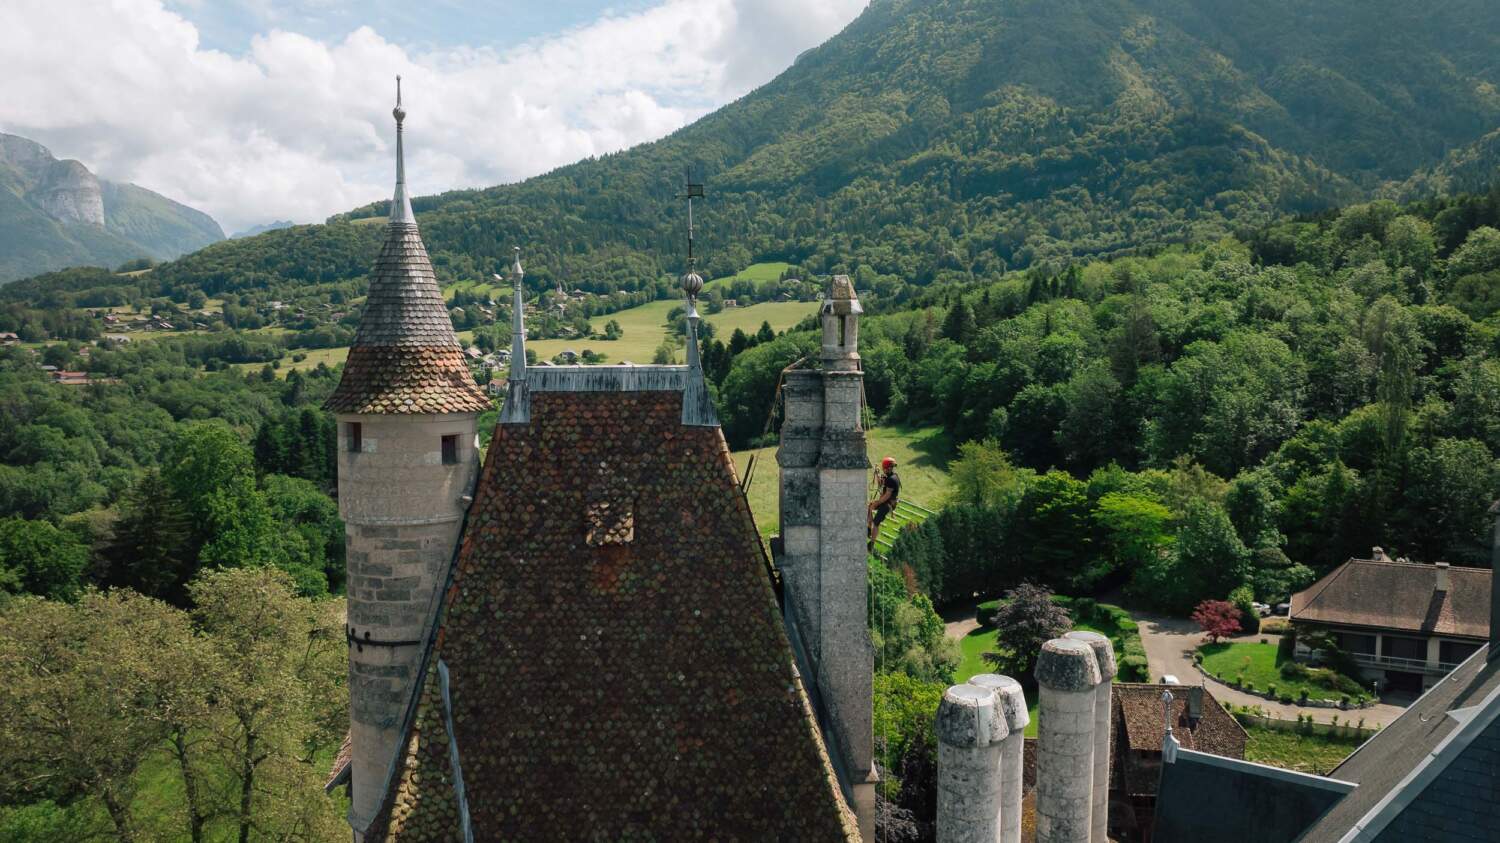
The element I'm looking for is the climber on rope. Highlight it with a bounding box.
[868,456,901,553]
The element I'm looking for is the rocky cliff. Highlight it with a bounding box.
[0,132,223,282]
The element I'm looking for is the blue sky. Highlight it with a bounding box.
[3,0,866,232]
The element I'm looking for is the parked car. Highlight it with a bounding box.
[1251,602,1271,617]
[1273,603,1291,616]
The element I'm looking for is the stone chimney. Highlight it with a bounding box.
[1435,561,1451,594]
[1372,546,1390,562]
[776,276,873,840]
[937,684,1006,842]
[1064,631,1116,843]
[969,674,1029,843]
[1035,637,1105,843]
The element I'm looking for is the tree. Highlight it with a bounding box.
[984,582,1071,677]
[651,342,677,365]
[941,299,976,346]
[0,517,88,600]
[186,568,346,843]
[100,470,195,602]
[1133,500,1252,613]
[755,320,776,344]
[1192,599,1242,644]
[0,591,206,842]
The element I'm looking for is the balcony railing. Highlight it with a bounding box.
[1351,652,1461,674]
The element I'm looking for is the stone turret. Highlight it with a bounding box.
[777,275,874,840]
[324,78,489,839]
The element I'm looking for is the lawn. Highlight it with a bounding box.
[705,300,814,338]
[955,619,1111,685]
[231,345,349,378]
[732,424,953,538]
[702,261,793,290]
[1244,725,1364,775]
[1199,641,1372,704]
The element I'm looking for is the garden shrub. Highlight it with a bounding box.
[977,599,1000,627]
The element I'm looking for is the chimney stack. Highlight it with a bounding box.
[1435,561,1451,594]
[970,674,1029,843]
[1035,637,1105,843]
[937,684,1007,842]
[1372,546,1389,562]
[1064,631,1116,843]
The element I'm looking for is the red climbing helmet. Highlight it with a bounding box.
[881,456,897,471]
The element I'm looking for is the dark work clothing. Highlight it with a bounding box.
[872,503,894,528]
[879,471,901,504]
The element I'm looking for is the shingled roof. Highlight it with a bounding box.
[325,93,488,416]
[1290,559,1491,640]
[361,378,858,840]
[1112,682,1245,797]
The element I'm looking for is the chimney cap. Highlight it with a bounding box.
[1435,561,1451,569]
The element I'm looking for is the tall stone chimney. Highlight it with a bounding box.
[776,275,874,840]
[1435,561,1451,594]
[1035,637,1105,843]
[937,683,1007,842]
[1064,631,1117,843]
[968,674,1029,843]
[324,80,489,839]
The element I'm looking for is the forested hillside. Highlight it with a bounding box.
[9,0,1500,306]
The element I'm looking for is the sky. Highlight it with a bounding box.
[0,0,867,234]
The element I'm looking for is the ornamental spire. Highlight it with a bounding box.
[678,168,705,372]
[390,74,415,225]
[509,247,527,383]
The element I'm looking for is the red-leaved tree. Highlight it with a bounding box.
[1191,599,1242,644]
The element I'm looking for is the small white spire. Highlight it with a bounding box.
[389,74,415,225]
[509,247,526,382]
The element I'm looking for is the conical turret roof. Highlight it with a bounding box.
[325,82,489,416]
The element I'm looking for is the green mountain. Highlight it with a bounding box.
[17,0,1500,297]
[0,133,224,283]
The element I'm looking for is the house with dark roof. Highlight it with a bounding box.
[326,85,870,842]
[1109,683,1245,841]
[1290,550,1490,692]
[1152,507,1500,842]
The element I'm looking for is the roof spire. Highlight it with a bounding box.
[677,168,705,371]
[390,74,415,225]
[675,169,716,425]
[509,247,527,383]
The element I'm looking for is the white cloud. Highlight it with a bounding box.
[0,0,865,233]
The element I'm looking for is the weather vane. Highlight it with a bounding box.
[677,166,705,274]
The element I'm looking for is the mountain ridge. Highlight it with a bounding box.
[13,0,1500,295]
[0,132,224,283]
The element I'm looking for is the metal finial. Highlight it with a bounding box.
[388,75,414,224]
[1161,689,1175,737]
[393,74,406,123]
[677,168,705,304]
[512,246,523,280]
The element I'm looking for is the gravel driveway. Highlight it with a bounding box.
[1132,611,1407,728]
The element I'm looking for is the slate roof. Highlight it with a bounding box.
[325,221,489,415]
[1295,647,1500,842]
[1290,559,1491,640]
[362,386,858,841]
[1153,748,1353,843]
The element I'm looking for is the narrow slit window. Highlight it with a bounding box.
[441,434,459,465]
[839,315,848,346]
[347,422,362,454]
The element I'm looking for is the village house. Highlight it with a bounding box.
[1289,550,1489,693]
[0,332,19,345]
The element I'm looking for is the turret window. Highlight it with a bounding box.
[441,434,459,465]
[347,422,362,454]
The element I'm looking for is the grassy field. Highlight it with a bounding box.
[1244,725,1364,774]
[732,424,953,538]
[1199,641,1372,703]
[705,300,814,337]
[703,261,792,291]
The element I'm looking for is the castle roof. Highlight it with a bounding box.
[324,88,488,416]
[361,373,858,840]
